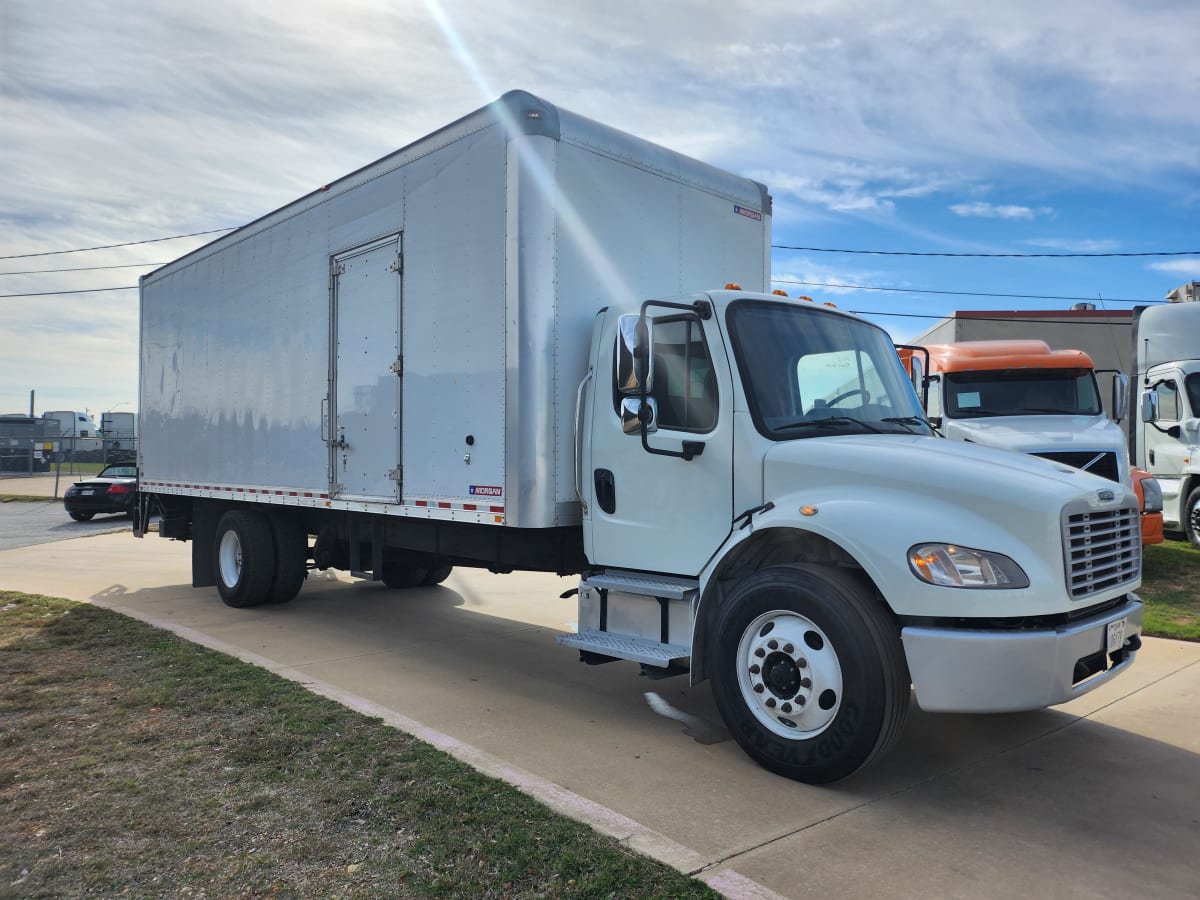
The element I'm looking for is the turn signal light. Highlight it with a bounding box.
[725,282,741,290]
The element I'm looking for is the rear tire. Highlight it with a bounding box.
[1185,486,1200,550]
[214,509,276,608]
[709,564,910,784]
[69,511,94,522]
[422,563,453,586]
[381,563,428,589]
[266,514,308,604]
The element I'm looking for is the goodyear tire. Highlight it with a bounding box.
[709,564,909,784]
[214,509,276,608]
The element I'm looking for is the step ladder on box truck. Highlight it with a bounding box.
[137,91,1144,783]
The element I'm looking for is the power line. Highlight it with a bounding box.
[0,262,169,276]
[773,244,1200,258]
[771,278,1158,305]
[0,229,235,261]
[0,286,136,298]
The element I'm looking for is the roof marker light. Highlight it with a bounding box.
[725,282,742,290]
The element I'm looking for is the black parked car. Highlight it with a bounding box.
[64,464,137,521]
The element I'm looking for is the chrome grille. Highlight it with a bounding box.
[1062,502,1140,600]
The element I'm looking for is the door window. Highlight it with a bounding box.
[1154,380,1181,421]
[649,318,718,432]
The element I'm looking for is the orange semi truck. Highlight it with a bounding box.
[900,340,1163,545]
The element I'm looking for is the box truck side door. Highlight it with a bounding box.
[586,310,734,575]
[331,235,402,501]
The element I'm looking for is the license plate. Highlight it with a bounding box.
[1106,618,1127,654]
[81,489,94,496]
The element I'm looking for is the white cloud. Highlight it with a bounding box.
[1148,259,1200,276]
[949,202,1053,220]
[3,0,1200,412]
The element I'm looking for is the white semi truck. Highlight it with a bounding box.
[1131,283,1200,547]
[899,340,1164,545]
[138,91,1144,783]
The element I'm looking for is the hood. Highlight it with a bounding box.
[941,414,1124,455]
[762,434,1122,523]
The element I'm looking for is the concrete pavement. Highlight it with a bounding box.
[2,530,1198,898]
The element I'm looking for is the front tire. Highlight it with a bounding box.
[214,509,276,608]
[709,565,909,784]
[1185,486,1200,550]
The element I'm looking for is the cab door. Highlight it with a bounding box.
[583,309,735,576]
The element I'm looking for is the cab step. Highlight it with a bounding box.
[557,628,690,667]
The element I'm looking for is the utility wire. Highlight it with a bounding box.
[0,262,169,276]
[772,278,1158,305]
[0,228,235,260]
[0,286,136,298]
[773,244,1200,258]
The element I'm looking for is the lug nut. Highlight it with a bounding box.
[795,696,806,706]
[749,664,760,675]
[754,648,765,658]
[767,639,778,650]
[753,684,764,693]
[801,677,812,689]
[797,658,807,668]
[784,643,794,654]
[766,698,776,708]
[781,703,792,713]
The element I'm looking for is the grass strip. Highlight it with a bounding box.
[1140,539,1200,642]
[0,591,717,898]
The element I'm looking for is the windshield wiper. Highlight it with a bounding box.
[880,415,930,434]
[1010,407,1084,415]
[775,415,884,434]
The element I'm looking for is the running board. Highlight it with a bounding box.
[584,571,699,601]
[557,629,690,667]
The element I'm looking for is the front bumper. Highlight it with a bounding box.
[901,596,1143,713]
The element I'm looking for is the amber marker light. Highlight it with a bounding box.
[773,289,788,296]
[800,505,818,516]
[725,282,742,290]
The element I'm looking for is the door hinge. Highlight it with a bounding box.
[331,482,344,494]
[386,468,402,482]
[389,357,403,375]
[388,255,403,274]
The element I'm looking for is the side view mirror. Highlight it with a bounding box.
[616,314,654,395]
[1141,391,1158,423]
[620,398,657,435]
[1111,374,1129,422]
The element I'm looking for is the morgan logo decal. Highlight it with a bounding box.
[469,485,503,497]
[734,205,763,222]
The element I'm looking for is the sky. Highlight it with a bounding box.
[2,0,1199,417]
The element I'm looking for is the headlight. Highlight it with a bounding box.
[908,543,1030,589]
[1139,477,1163,513]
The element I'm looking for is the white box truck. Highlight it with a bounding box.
[138,91,1144,783]
[1131,284,1200,546]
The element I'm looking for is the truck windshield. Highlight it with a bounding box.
[943,369,1101,418]
[726,300,930,439]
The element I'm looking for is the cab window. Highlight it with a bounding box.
[1154,380,1181,421]
[649,318,717,432]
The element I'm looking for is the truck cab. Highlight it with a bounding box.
[901,340,1163,545]
[569,293,1143,782]
[1132,289,1200,547]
